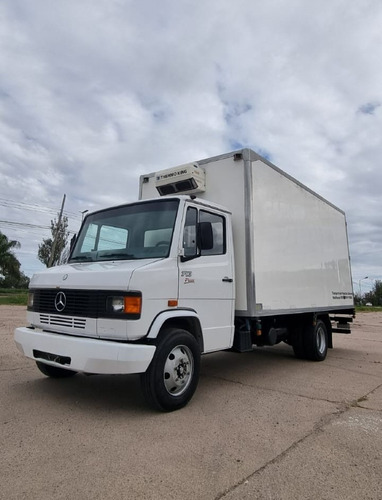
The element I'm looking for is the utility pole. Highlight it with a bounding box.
[48,194,66,268]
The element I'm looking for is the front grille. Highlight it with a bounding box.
[32,289,99,317]
[29,288,141,320]
[40,314,87,329]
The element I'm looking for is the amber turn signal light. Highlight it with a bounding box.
[124,296,142,314]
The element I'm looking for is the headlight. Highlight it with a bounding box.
[27,291,34,309]
[106,293,142,318]
[108,296,125,312]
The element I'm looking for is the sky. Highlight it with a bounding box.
[0,0,381,295]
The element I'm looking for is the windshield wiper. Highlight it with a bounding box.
[69,256,94,262]
[99,253,136,260]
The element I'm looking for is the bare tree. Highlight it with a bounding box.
[38,215,69,267]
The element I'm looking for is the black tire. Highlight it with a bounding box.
[292,319,328,361]
[140,328,201,412]
[304,319,328,361]
[36,361,77,378]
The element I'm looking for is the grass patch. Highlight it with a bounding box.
[0,289,28,306]
[355,306,382,313]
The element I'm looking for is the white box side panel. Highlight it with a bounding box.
[251,160,353,312]
[139,150,354,316]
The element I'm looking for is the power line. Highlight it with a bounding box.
[0,220,50,230]
[0,197,82,220]
[0,195,83,238]
[0,220,76,234]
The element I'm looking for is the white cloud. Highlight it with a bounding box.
[0,0,381,282]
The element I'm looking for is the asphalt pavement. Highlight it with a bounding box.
[1,307,381,499]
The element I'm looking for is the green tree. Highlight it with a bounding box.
[353,292,362,306]
[1,270,30,288]
[0,231,25,287]
[38,215,69,267]
[364,280,382,306]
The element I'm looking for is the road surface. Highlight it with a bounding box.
[1,306,381,499]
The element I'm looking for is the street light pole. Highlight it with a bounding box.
[358,276,369,298]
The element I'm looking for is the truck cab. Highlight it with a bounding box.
[15,195,235,411]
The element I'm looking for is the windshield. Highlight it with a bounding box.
[69,199,179,262]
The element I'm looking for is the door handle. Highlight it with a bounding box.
[222,277,233,283]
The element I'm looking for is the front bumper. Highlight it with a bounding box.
[14,327,156,375]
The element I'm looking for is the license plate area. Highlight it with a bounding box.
[33,350,71,366]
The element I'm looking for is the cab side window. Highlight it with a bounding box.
[200,210,226,255]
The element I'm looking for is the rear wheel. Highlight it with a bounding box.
[36,361,77,378]
[292,319,328,361]
[305,319,328,361]
[140,328,201,411]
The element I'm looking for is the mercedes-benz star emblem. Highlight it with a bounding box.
[54,291,67,312]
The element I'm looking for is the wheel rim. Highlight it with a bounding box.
[316,325,327,355]
[163,345,194,396]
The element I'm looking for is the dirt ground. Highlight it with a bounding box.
[1,307,381,500]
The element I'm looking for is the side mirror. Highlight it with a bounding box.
[198,222,213,250]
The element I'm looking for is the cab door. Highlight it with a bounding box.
[178,205,235,352]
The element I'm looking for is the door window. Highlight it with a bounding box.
[200,210,225,255]
[182,207,226,257]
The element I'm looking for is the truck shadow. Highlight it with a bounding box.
[201,344,298,377]
[23,372,149,413]
[16,343,344,414]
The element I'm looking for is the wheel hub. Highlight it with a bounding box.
[176,360,187,378]
[163,345,194,396]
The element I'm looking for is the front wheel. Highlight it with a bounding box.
[36,361,77,378]
[140,328,201,411]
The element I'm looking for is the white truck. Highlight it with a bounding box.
[14,149,354,411]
